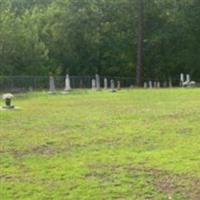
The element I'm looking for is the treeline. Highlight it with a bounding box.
[0,0,200,81]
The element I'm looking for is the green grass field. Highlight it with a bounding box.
[1,89,200,200]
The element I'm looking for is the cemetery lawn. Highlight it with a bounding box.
[1,89,200,200]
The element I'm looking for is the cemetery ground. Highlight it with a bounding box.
[0,89,200,200]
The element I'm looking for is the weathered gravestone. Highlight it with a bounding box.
[92,79,96,90]
[110,80,116,92]
[149,81,153,88]
[104,78,108,89]
[180,73,185,87]
[96,74,100,91]
[144,82,148,88]
[117,81,121,90]
[186,74,190,83]
[2,93,15,109]
[62,74,71,94]
[65,74,71,91]
[157,82,160,88]
[183,74,196,87]
[29,87,33,92]
[49,76,56,94]
[153,81,157,88]
[163,81,167,88]
[183,74,191,87]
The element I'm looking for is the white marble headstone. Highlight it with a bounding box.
[180,73,185,87]
[149,81,152,88]
[180,73,184,82]
[153,81,157,88]
[92,79,96,90]
[104,78,108,89]
[186,74,190,82]
[64,74,71,91]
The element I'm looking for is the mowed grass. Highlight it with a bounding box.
[0,89,200,200]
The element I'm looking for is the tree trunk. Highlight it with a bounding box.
[136,0,144,87]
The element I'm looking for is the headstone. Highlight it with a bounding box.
[144,82,148,88]
[153,81,157,88]
[157,82,160,88]
[29,87,33,92]
[186,74,190,82]
[92,79,96,90]
[64,74,71,92]
[130,85,134,89]
[163,81,167,88]
[96,74,100,91]
[149,81,152,88]
[189,81,196,87]
[110,80,116,92]
[183,81,189,87]
[62,74,71,94]
[2,93,15,109]
[49,76,56,94]
[117,81,121,90]
[104,78,108,89]
[169,78,173,88]
[180,73,185,85]
[182,74,191,87]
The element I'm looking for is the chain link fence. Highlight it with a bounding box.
[0,75,198,92]
[0,75,135,92]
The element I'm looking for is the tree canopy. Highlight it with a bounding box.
[0,0,199,81]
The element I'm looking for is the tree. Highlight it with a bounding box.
[1,0,200,81]
[136,0,144,86]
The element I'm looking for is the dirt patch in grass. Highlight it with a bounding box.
[156,173,200,200]
[127,166,200,200]
[0,144,57,157]
[86,164,200,200]
[1,142,88,157]
[89,137,122,147]
[31,144,56,155]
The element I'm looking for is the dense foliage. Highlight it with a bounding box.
[0,0,199,81]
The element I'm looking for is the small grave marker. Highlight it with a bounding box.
[149,81,152,88]
[111,80,116,92]
[104,78,108,89]
[92,79,96,90]
[49,76,56,94]
[117,81,121,90]
[144,82,148,88]
[96,74,100,91]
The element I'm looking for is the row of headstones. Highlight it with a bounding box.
[49,75,69,94]
[180,73,196,87]
[144,74,196,88]
[48,74,197,93]
[49,74,121,94]
[91,74,121,91]
[143,80,173,88]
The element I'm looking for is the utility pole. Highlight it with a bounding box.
[136,0,144,87]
